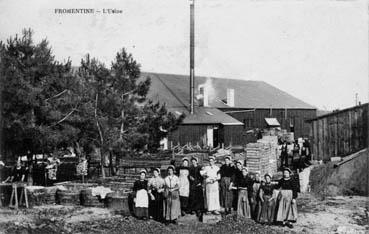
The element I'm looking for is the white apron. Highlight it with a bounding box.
[135,189,149,208]
[179,168,190,197]
[202,165,220,211]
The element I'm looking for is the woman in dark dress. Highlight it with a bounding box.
[148,168,165,222]
[232,167,253,218]
[230,160,243,211]
[275,167,299,228]
[250,171,262,220]
[188,157,204,219]
[219,156,234,214]
[257,173,276,224]
[133,170,149,220]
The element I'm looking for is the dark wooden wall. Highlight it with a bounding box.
[219,108,316,138]
[168,125,208,147]
[223,125,248,146]
[309,104,368,161]
[168,124,246,147]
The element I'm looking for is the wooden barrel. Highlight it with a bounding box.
[43,186,58,205]
[80,189,105,208]
[105,193,130,216]
[56,190,80,206]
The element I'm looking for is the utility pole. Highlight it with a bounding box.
[189,0,195,114]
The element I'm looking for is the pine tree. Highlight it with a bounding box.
[77,49,182,155]
[0,29,82,158]
[1,29,183,165]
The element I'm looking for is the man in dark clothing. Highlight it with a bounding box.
[281,141,289,168]
[292,140,300,170]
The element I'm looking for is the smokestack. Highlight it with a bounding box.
[227,88,235,107]
[189,0,195,114]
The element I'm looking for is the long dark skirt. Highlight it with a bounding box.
[135,207,148,218]
[220,177,233,210]
[249,196,260,220]
[149,190,164,222]
[188,185,204,212]
[237,190,251,218]
[257,195,276,224]
[180,196,189,214]
[232,190,238,211]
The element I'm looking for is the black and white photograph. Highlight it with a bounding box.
[0,0,368,233]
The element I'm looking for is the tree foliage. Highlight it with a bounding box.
[0,29,182,158]
[1,29,81,155]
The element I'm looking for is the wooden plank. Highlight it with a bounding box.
[309,104,368,160]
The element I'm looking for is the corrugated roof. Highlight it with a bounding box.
[142,72,316,109]
[170,107,243,125]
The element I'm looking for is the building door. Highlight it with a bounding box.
[207,126,214,148]
[213,126,219,148]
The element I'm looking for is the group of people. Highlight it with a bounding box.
[132,156,205,224]
[132,155,300,228]
[1,160,29,184]
[280,138,311,171]
[1,155,61,186]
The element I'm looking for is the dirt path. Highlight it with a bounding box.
[292,193,368,234]
[0,193,367,234]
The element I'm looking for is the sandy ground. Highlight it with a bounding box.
[288,193,368,234]
[0,192,367,234]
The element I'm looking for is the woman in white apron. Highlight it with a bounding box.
[200,156,220,215]
[178,158,190,216]
[133,170,149,219]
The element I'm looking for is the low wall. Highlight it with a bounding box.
[328,148,368,196]
[310,148,368,196]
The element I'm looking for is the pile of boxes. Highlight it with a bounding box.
[245,136,279,176]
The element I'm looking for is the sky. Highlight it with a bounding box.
[0,0,368,110]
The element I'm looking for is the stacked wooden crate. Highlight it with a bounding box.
[257,136,279,175]
[246,136,279,176]
[245,143,269,175]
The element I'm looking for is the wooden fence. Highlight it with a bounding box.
[308,103,368,161]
